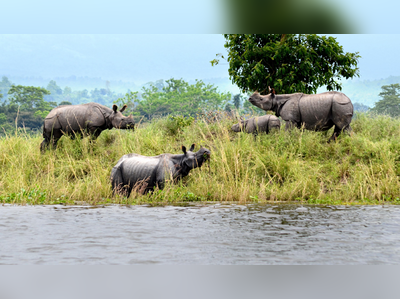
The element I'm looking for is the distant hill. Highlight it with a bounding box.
[1,75,139,94]
[0,75,240,95]
[2,74,399,108]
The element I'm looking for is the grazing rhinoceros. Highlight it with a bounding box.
[231,115,280,134]
[248,87,353,141]
[110,144,211,196]
[40,103,135,151]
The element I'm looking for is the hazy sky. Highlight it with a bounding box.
[1,1,400,85]
[332,34,400,80]
[1,1,399,34]
[1,34,400,85]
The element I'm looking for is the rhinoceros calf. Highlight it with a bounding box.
[111,144,211,196]
[248,87,353,141]
[231,115,280,134]
[41,103,135,151]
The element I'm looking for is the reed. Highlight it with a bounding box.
[1,112,400,205]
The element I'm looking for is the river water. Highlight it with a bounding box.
[0,204,399,264]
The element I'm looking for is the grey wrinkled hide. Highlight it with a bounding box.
[231,115,280,134]
[40,103,134,150]
[111,144,211,196]
[248,91,353,141]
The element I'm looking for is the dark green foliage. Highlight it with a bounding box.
[0,85,54,135]
[58,101,72,106]
[213,34,360,94]
[370,84,400,117]
[8,85,56,119]
[8,85,52,110]
[224,0,355,34]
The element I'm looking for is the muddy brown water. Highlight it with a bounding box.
[0,204,399,264]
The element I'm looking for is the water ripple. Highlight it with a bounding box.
[0,204,399,264]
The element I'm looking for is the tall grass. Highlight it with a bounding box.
[1,112,400,205]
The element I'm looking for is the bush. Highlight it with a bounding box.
[164,115,194,135]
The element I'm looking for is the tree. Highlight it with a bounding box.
[370,84,400,117]
[58,101,72,106]
[8,85,57,121]
[0,76,13,100]
[46,80,63,95]
[63,86,72,95]
[113,91,139,115]
[232,94,242,110]
[353,102,369,113]
[211,34,360,94]
[8,85,52,111]
[132,78,231,120]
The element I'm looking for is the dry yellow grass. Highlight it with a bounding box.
[1,112,400,205]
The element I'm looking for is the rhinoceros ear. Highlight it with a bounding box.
[112,105,118,112]
[120,104,127,113]
[189,144,196,151]
[268,86,276,97]
[181,145,187,155]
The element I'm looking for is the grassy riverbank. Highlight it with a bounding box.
[1,113,400,205]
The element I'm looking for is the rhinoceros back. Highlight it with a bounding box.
[44,103,106,134]
[298,92,349,130]
[116,154,175,189]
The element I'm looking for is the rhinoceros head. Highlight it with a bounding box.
[231,118,247,132]
[248,88,276,111]
[109,104,135,130]
[181,144,211,169]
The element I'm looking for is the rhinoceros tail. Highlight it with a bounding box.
[331,93,353,130]
[42,119,47,137]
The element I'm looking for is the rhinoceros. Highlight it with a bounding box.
[40,103,135,150]
[111,144,211,196]
[231,115,280,134]
[248,87,353,141]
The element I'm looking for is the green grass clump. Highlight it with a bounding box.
[1,112,400,205]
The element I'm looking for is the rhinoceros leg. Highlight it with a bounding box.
[49,129,64,149]
[285,120,298,131]
[329,124,352,142]
[41,128,63,151]
[40,138,50,152]
[111,166,126,196]
[269,119,281,132]
[92,129,102,139]
[88,129,103,144]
